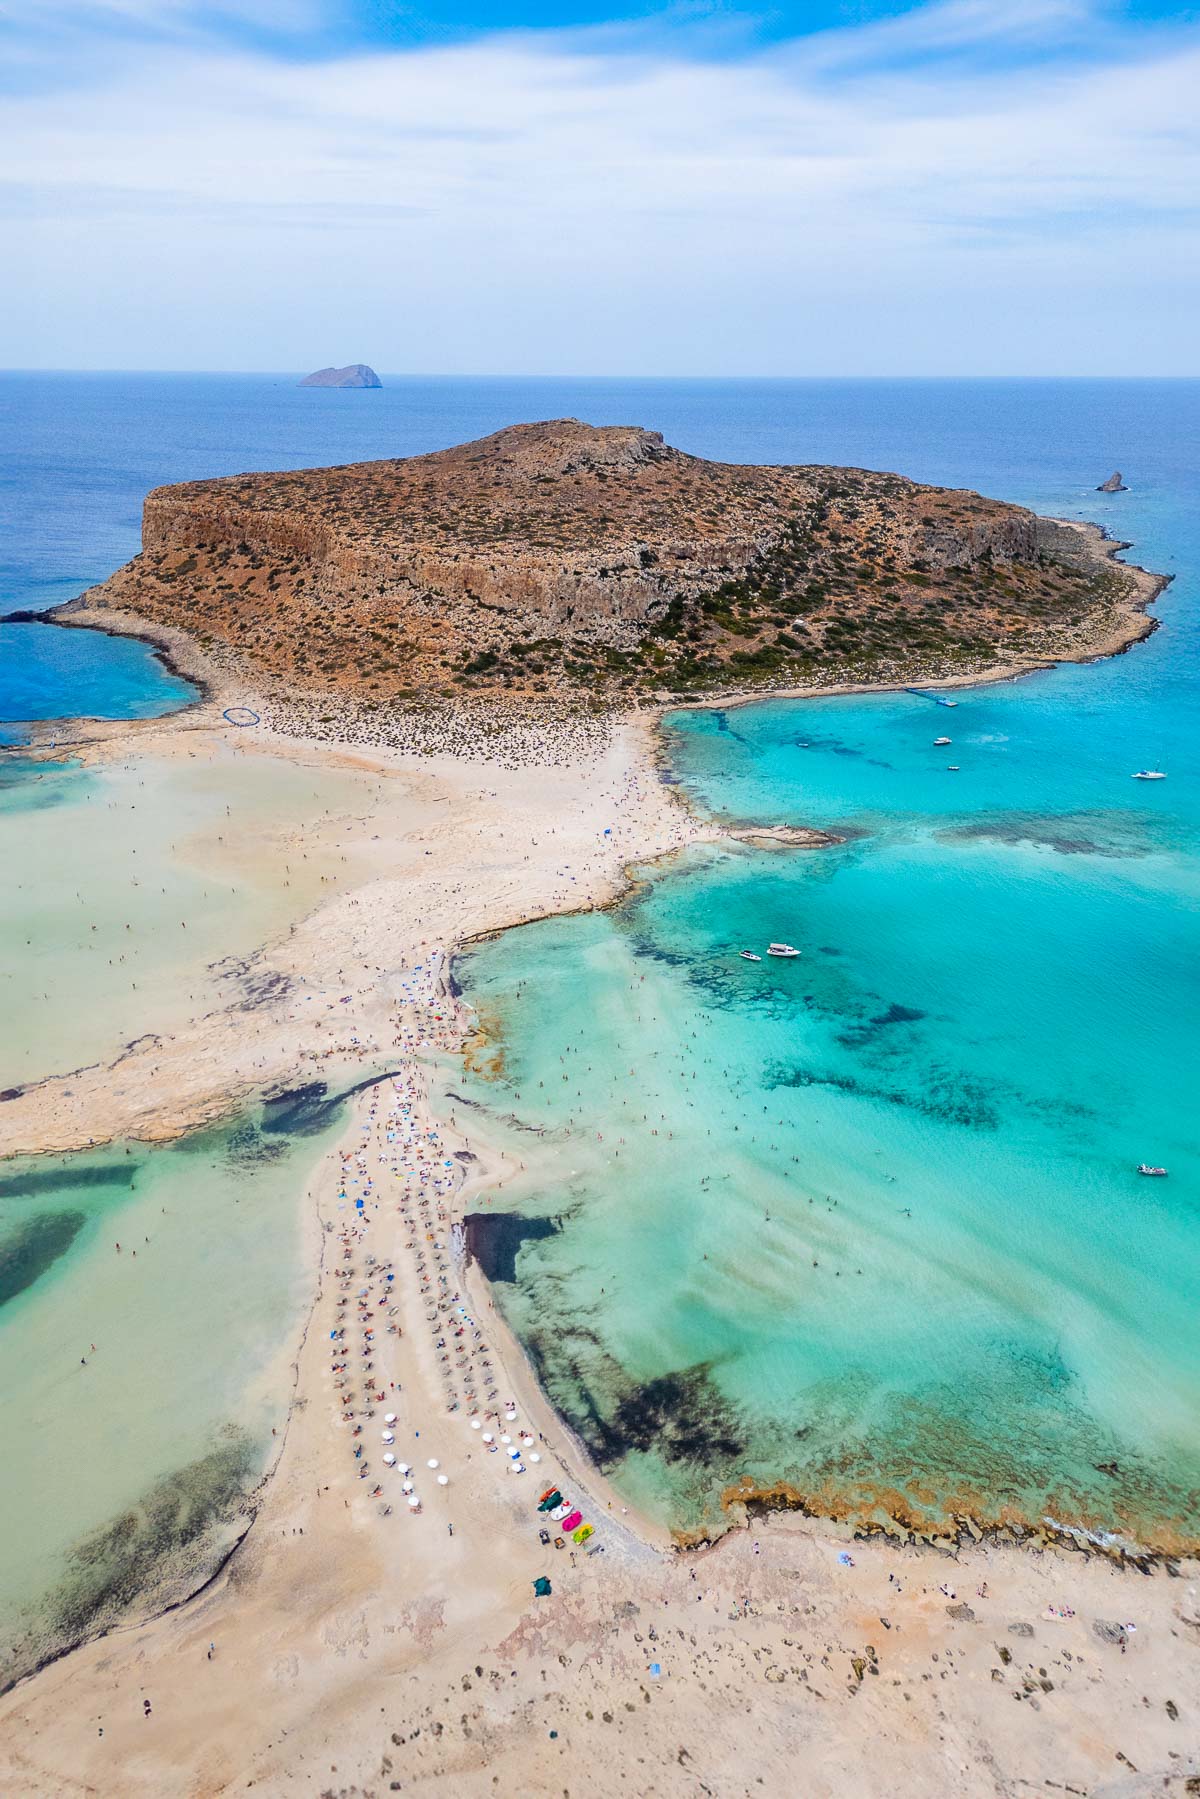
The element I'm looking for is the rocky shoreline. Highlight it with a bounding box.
[44,420,1167,727]
[10,508,1166,786]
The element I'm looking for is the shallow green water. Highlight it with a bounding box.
[0,743,376,1088]
[0,1091,354,1687]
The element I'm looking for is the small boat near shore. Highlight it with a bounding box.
[1137,1164,1168,1177]
[934,736,951,746]
[1132,770,1166,781]
[739,950,762,962]
[767,943,801,958]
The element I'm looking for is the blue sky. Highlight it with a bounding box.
[3,1,1198,371]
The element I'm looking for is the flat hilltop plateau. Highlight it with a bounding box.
[62,419,1158,719]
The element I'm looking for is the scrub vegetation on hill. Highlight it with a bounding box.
[77,419,1143,709]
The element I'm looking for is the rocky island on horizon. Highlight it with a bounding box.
[66,418,1157,720]
[298,363,381,388]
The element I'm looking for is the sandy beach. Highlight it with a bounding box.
[0,693,709,1159]
[3,1034,1198,1797]
[3,597,1198,1796]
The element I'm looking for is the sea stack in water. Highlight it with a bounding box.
[299,364,381,389]
[1097,471,1127,493]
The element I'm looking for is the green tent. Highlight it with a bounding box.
[532,1576,552,1598]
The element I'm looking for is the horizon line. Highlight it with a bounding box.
[2,369,1199,382]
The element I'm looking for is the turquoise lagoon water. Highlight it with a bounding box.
[449,381,1200,1545]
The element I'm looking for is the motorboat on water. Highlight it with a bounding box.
[946,765,960,772]
[1137,1164,1168,1177]
[739,950,763,962]
[934,736,952,746]
[1132,770,1166,781]
[767,943,801,958]
[937,698,958,708]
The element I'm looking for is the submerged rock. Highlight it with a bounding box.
[463,1210,558,1283]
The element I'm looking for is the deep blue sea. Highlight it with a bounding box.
[3,373,1198,1546]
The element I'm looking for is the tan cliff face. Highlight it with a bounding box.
[76,419,1136,703]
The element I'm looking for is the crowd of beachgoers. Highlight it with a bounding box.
[317,959,608,1565]
[261,690,622,766]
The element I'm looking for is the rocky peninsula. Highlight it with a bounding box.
[58,420,1159,739]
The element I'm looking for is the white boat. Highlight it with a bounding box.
[739,950,762,962]
[1132,770,1166,781]
[1137,1164,1168,1177]
[767,943,801,958]
[934,736,951,746]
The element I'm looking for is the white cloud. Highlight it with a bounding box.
[0,0,323,30]
[3,2,1198,371]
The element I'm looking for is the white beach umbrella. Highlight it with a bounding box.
[426,1457,439,1469]
[505,1409,518,1422]
[470,1418,482,1430]
[481,1433,493,1444]
[384,1412,397,1424]
[437,1474,449,1486]
[529,1452,542,1464]
[500,1434,512,1445]
[397,1461,410,1474]
[407,1495,421,1509]
[381,1432,394,1444]
[383,1453,396,1466]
